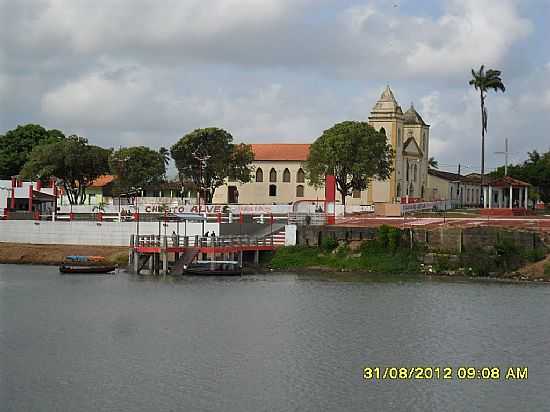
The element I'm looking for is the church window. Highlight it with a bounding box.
[296,168,305,183]
[397,129,401,146]
[283,168,291,182]
[269,168,277,182]
[296,185,304,197]
[255,168,263,182]
[406,160,410,181]
[397,183,401,196]
[409,183,414,196]
[352,190,361,199]
[413,164,417,182]
[269,184,277,197]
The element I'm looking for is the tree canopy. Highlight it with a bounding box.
[110,146,166,194]
[20,135,110,204]
[171,128,254,203]
[305,121,394,205]
[491,150,550,203]
[0,124,65,179]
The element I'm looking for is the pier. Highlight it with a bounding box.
[129,234,277,275]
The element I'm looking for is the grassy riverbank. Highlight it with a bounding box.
[0,243,128,265]
[269,245,420,273]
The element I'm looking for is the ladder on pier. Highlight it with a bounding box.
[172,247,200,275]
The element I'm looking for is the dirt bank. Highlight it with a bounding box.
[0,243,129,266]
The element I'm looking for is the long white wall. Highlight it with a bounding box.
[0,221,220,246]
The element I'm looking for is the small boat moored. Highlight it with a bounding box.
[59,256,117,274]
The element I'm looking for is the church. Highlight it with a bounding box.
[213,86,430,206]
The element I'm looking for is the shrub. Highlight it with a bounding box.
[387,227,401,251]
[523,248,546,263]
[545,263,550,277]
[320,237,338,253]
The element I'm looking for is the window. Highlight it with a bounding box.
[269,184,277,197]
[352,190,361,198]
[269,168,277,182]
[296,168,305,183]
[255,168,263,182]
[283,168,291,182]
[296,185,304,197]
[398,129,401,146]
[413,164,418,182]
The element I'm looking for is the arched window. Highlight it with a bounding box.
[283,168,291,182]
[296,185,304,197]
[397,183,401,196]
[352,190,361,198]
[409,183,414,196]
[255,168,263,182]
[269,184,277,197]
[269,168,277,182]
[296,168,305,183]
[413,164,418,182]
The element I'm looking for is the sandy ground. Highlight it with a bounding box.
[0,243,129,265]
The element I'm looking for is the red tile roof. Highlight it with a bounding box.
[251,144,310,161]
[90,175,115,188]
[488,176,530,187]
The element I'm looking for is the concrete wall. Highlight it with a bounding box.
[296,225,545,253]
[0,221,220,246]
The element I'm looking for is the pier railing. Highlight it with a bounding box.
[132,234,275,248]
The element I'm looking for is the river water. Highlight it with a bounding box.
[1,265,549,411]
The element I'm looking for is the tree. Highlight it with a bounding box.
[110,146,166,194]
[159,147,170,167]
[305,121,393,205]
[0,124,65,179]
[428,157,439,169]
[469,65,506,194]
[171,128,254,203]
[21,135,110,204]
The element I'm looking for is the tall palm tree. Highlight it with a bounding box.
[469,65,505,203]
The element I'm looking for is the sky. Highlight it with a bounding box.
[1,0,549,177]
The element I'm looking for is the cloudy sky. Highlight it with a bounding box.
[1,0,549,176]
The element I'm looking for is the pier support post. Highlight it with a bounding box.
[149,253,154,274]
[161,253,168,275]
[254,250,259,265]
[133,251,139,274]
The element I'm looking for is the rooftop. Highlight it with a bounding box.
[251,144,310,161]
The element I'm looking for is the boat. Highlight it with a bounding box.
[184,262,242,276]
[59,256,117,274]
[59,265,117,274]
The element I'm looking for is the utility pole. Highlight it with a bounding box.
[457,163,462,207]
[494,138,510,176]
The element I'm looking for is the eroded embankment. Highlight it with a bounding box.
[0,243,129,265]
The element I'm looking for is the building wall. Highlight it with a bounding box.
[427,174,480,206]
[213,160,370,206]
[0,221,219,246]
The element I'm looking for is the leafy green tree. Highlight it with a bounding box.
[21,135,110,204]
[428,157,439,169]
[469,66,505,189]
[305,121,393,205]
[0,124,65,178]
[110,146,166,194]
[171,128,254,203]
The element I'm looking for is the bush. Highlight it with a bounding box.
[545,263,550,276]
[320,237,338,253]
[523,248,546,263]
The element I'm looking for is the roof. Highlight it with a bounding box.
[488,176,530,187]
[403,103,428,126]
[428,169,462,182]
[89,175,115,188]
[251,144,310,161]
[370,85,403,115]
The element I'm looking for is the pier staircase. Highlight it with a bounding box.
[172,247,200,275]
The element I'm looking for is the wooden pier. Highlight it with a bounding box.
[129,234,277,275]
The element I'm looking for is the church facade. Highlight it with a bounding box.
[213,86,430,205]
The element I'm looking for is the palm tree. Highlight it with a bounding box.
[469,65,505,202]
[428,157,439,169]
[159,147,170,167]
